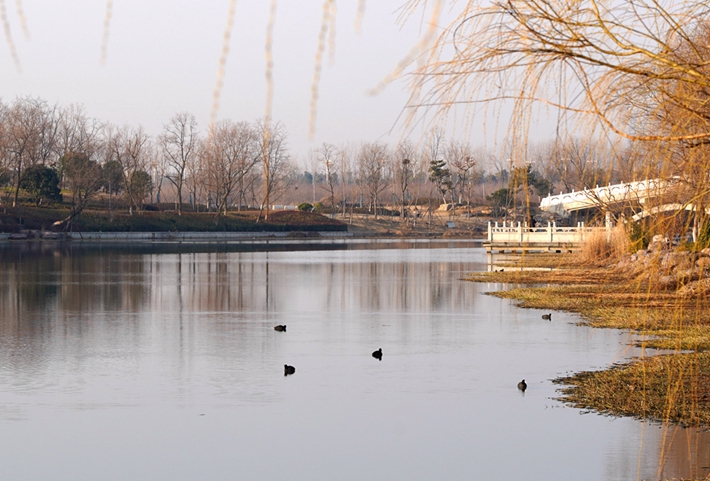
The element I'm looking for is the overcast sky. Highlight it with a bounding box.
[0,1,443,161]
[0,0,561,168]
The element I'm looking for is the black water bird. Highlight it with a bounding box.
[542,313,552,320]
[517,379,527,392]
[274,325,287,332]
[284,364,296,375]
[372,348,383,361]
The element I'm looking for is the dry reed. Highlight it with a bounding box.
[580,224,629,265]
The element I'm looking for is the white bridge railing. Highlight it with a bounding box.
[487,221,608,244]
[539,177,679,215]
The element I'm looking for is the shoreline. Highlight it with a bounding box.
[0,205,492,242]
[0,230,486,243]
[467,253,710,427]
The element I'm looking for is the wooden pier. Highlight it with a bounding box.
[484,221,608,253]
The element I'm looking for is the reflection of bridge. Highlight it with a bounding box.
[539,178,679,217]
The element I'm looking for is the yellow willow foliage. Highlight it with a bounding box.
[15,0,28,40]
[0,0,20,72]
[403,1,710,144]
[210,0,238,130]
[264,0,277,126]
[328,0,337,64]
[369,0,445,98]
[354,0,366,33]
[402,0,710,250]
[100,0,112,65]
[309,0,333,139]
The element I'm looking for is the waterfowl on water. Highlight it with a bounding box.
[284,364,296,375]
[517,379,527,392]
[372,348,382,361]
[274,325,287,332]
[542,313,552,320]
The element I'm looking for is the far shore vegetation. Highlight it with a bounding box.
[0,204,347,233]
[0,96,652,236]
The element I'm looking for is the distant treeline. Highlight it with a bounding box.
[0,96,644,228]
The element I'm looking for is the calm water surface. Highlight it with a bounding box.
[0,241,707,481]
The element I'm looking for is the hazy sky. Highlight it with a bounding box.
[0,1,440,162]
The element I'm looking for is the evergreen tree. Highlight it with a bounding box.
[20,165,62,206]
[428,159,452,203]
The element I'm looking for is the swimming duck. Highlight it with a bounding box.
[372,348,383,361]
[274,325,287,332]
[284,364,296,375]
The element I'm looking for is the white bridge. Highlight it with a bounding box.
[487,177,691,252]
[485,221,608,253]
[539,178,679,216]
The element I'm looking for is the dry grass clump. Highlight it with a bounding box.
[580,225,629,265]
[555,352,710,426]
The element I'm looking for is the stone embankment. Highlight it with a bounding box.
[615,235,710,296]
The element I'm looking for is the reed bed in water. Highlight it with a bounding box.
[467,254,710,426]
[555,352,710,426]
[467,268,626,285]
[492,286,710,351]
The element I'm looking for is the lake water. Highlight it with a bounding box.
[0,241,707,481]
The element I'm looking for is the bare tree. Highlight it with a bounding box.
[393,139,417,220]
[55,152,102,229]
[317,142,339,216]
[549,138,611,192]
[203,120,260,219]
[612,142,660,185]
[445,140,478,209]
[52,106,105,229]
[56,104,103,160]
[423,129,445,170]
[304,147,320,204]
[527,140,559,187]
[357,142,389,219]
[184,144,208,212]
[422,128,452,210]
[336,143,355,219]
[0,97,59,207]
[256,119,291,220]
[159,112,199,215]
[105,125,151,215]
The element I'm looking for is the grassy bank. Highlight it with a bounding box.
[467,254,710,426]
[0,206,347,233]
